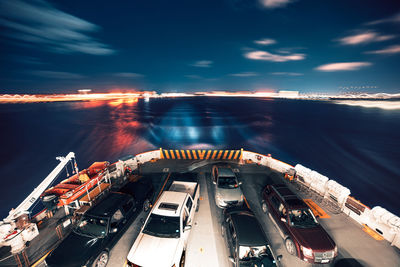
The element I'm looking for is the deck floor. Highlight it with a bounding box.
[34,160,400,267]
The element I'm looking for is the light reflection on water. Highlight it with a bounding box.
[0,97,400,218]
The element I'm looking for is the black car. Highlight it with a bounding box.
[45,179,154,267]
[222,206,282,267]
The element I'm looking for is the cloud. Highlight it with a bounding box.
[228,72,259,77]
[337,31,395,45]
[190,60,213,68]
[365,45,400,55]
[254,38,276,45]
[28,70,85,79]
[366,13,400,25]
[244,50,305,62]
[0,0,114,55]
[270,72,303,76]
[315,62,372,72]
[259,0,293,9]
[114,72,144,78]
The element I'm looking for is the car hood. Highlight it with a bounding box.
[216,187,243,201]
[291,225,335,251]
[46,232,102,266]
[127,233,180,267]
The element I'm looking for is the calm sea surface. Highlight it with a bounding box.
[0,97,399,217]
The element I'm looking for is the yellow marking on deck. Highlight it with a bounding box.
[200,196,204,200]
[243,195,250,209]
[175,150,181,159]
[123,260,128,267]
[164,150,170,159]
[205,150,212,159]
[303,199,330,218]
[211,150,217,159]
[198,150,206,159]
[31,249,53,267]
[362,224,384,241]
[192,150,198,159]
[200,247,204,253]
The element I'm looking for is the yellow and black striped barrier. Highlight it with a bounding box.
[160,148,242,161]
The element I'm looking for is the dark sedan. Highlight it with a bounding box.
[45,179,154,267]
[221,206,282,267]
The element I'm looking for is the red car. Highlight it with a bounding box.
[261,184,337,264]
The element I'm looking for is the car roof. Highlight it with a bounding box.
[153,191,187,217]
[230,210,268,246]
[87,192,131,217]
[217,167,235,177]
[271,184,308,209]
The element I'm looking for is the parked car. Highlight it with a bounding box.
[261,184,337,264]
[45,179,154,267]
[211,165,244,208]
[222,206,282,267]
[127,179,200,267]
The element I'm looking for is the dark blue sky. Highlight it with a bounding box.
[0,0,399,93]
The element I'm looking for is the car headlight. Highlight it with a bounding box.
[301,246,313,257]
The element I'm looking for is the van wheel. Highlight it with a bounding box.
[143,199,151,212]
[179,250,186,267]
[285,238,297,256]
[196,198,200,212]
[92,251,109,267]
[261,201,268,214]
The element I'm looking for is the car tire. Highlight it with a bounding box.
[143,198,151,212]
[179,250,186,267]
[285,238,297,256]
[196,198,200,212]
[92,251,109,267]
[261,201,268,214]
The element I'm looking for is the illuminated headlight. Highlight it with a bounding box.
[301,246,313,257]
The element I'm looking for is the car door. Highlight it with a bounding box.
[182,207,191,246]
[186,196,194,225]
[227,218,237,259]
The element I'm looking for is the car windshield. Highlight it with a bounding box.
[239,245,277,266]
[74,215,108,238]
[289,209,318,228]
[218,176,238,189]
[142,214,180,238]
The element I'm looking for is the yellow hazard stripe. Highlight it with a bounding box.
[164,150,170,159]
[234,150,240,159]
[211,150,217,159]
[303,199,330,218]
[175,150,181,159]
[180,150,186,159]
[362,224,384,241]
[192,150,197,159]
[31,249,53,267]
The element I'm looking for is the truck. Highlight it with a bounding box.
[127,177,200,267]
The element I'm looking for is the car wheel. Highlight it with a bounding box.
[261,201,268,214]
[179,250,186,267]
[196,198,200,212]
[92,251,109,267]
[285,238,297,256]
[143,199,151,212]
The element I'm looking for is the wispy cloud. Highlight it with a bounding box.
[0,0,115,55]
[245,50,305,62]
[259,0,293,9]
[28,70,85,79]
[254,38,276,45]
[365,45,400,55]
[229,72,259,77]
[114,72,144,78]
[337,31,395,45]
[315,62,372,72]
[270,72,303,76]
[190,60,213,68]
[366,13,400,25]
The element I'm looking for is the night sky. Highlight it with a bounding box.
[0,0,400,93]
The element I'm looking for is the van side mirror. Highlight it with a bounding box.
[213,181,216,185]
[238,182,242,186]
[280,217,286,223]
[184,225,192,231]
[110,228,118,233]
[277,255,283,261]
[228,256,235,263]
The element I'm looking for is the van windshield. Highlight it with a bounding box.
[288,209,318,228]
[143,214,180,238]
[218,176,238,189]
